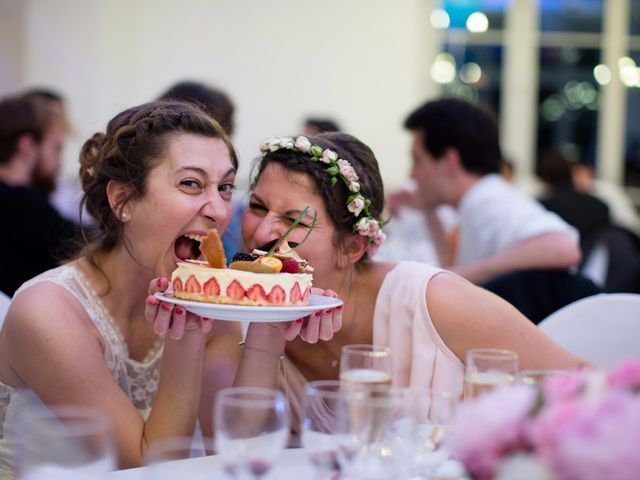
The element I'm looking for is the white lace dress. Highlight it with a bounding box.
[0,265,164,477]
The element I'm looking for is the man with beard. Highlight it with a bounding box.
[0,95,81,296]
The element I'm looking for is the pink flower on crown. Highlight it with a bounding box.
[356,217,375,236]
[321,149,338,164]
[347,195,366,216]
[337,159,359,182]
[295,136,312,153]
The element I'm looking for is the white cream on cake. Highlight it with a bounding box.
[171,260,313,306]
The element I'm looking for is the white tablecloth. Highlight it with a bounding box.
[108,448,314,479]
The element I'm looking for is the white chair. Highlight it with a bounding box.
[538,293,640,368]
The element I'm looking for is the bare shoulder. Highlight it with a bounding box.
[0,280,103,387]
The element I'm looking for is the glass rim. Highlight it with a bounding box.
[341,344,392,358]
[466,348,518,360]
[304,380,368,399]
[216,386,286,408]
[21,405,113,437]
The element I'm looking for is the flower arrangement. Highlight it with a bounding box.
[260,136,386,256]
[445,360,640,480]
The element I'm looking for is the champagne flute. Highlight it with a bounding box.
[516,369,570,387]
[13,405,116,480]
[301,380,369,479]
[464,348,518,400]
[339,344,393,393]
[215,387,289,479]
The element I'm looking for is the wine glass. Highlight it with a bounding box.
[339,344,393,393]
[464,348,518,400]
[13,405,116,480]
[516,369,570,387]
[301,380,370,479]
[214,387,289,479]
[144,435,215,480]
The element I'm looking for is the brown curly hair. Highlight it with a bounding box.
[79,100,237,257]
[251,132,385,262]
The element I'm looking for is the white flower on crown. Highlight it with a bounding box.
[347,195,366,216]
[321,149,338,164]
[295,136,312,153]
[280,137,295,149]
[337,159,359,183]
[268,138,282,152]
[349,181,361,193]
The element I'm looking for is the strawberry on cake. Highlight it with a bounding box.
[171,230,313,307]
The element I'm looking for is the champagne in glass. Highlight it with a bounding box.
[464,349,518,400]
[339,344,393,394]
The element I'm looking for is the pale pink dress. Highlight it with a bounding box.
[279,261,465,433]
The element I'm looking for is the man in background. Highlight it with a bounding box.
[0,95,81,296]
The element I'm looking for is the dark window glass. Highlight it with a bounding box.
[440,44,503,116]
[625,51,640,186]
[540,0,603,33]
[631,0,640,36]
[537,47,601,166]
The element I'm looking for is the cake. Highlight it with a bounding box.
[171,230,313,306]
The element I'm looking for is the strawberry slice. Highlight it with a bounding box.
[185,275,201,293]
[173,278,184,292]
[267,285,286,305]
[226,280,246,301]
[203,277,220,296]
[302,287,311,303]
[247,284,267,302]
[290,282,302,303]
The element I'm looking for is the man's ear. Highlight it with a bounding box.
[106,179,131,221]
[442,147,463,175]
[336,234,369,269]
[16,134,37,158]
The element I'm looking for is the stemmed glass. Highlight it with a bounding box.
[301,380,370,479]
[339,344,393,392]
[144,435,215,480]
[464,348,518,400]
[13,405,116,479]
[215,387,289,479]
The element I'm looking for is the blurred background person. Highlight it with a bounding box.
[0,95,81,296]
[302,117,341,136]
[158,80,242,261]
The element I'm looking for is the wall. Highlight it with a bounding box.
[2,0,440,192]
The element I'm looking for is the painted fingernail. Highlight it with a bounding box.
[175,307,184,315]
[315,311,322,317]
[337,305,343,310]
[296,318,303,323]
[157,278,163,287]
[161,303,171,312]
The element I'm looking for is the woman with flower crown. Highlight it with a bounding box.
[226,132,588,430]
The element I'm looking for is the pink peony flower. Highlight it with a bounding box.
[608,359,640,392]
[446,385,536,480]
[531,392,640,480]
[542,371,584,404]
[320,148,338,163]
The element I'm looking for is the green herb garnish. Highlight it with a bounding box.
[266,206,318,256]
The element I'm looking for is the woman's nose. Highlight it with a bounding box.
[201,193,229,226]
[251,215,282,249]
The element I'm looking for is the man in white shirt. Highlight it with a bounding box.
[403,97,581,285]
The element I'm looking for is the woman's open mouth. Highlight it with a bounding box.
[174,233,205,261]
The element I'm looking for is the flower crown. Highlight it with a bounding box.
[260,136,386,256]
